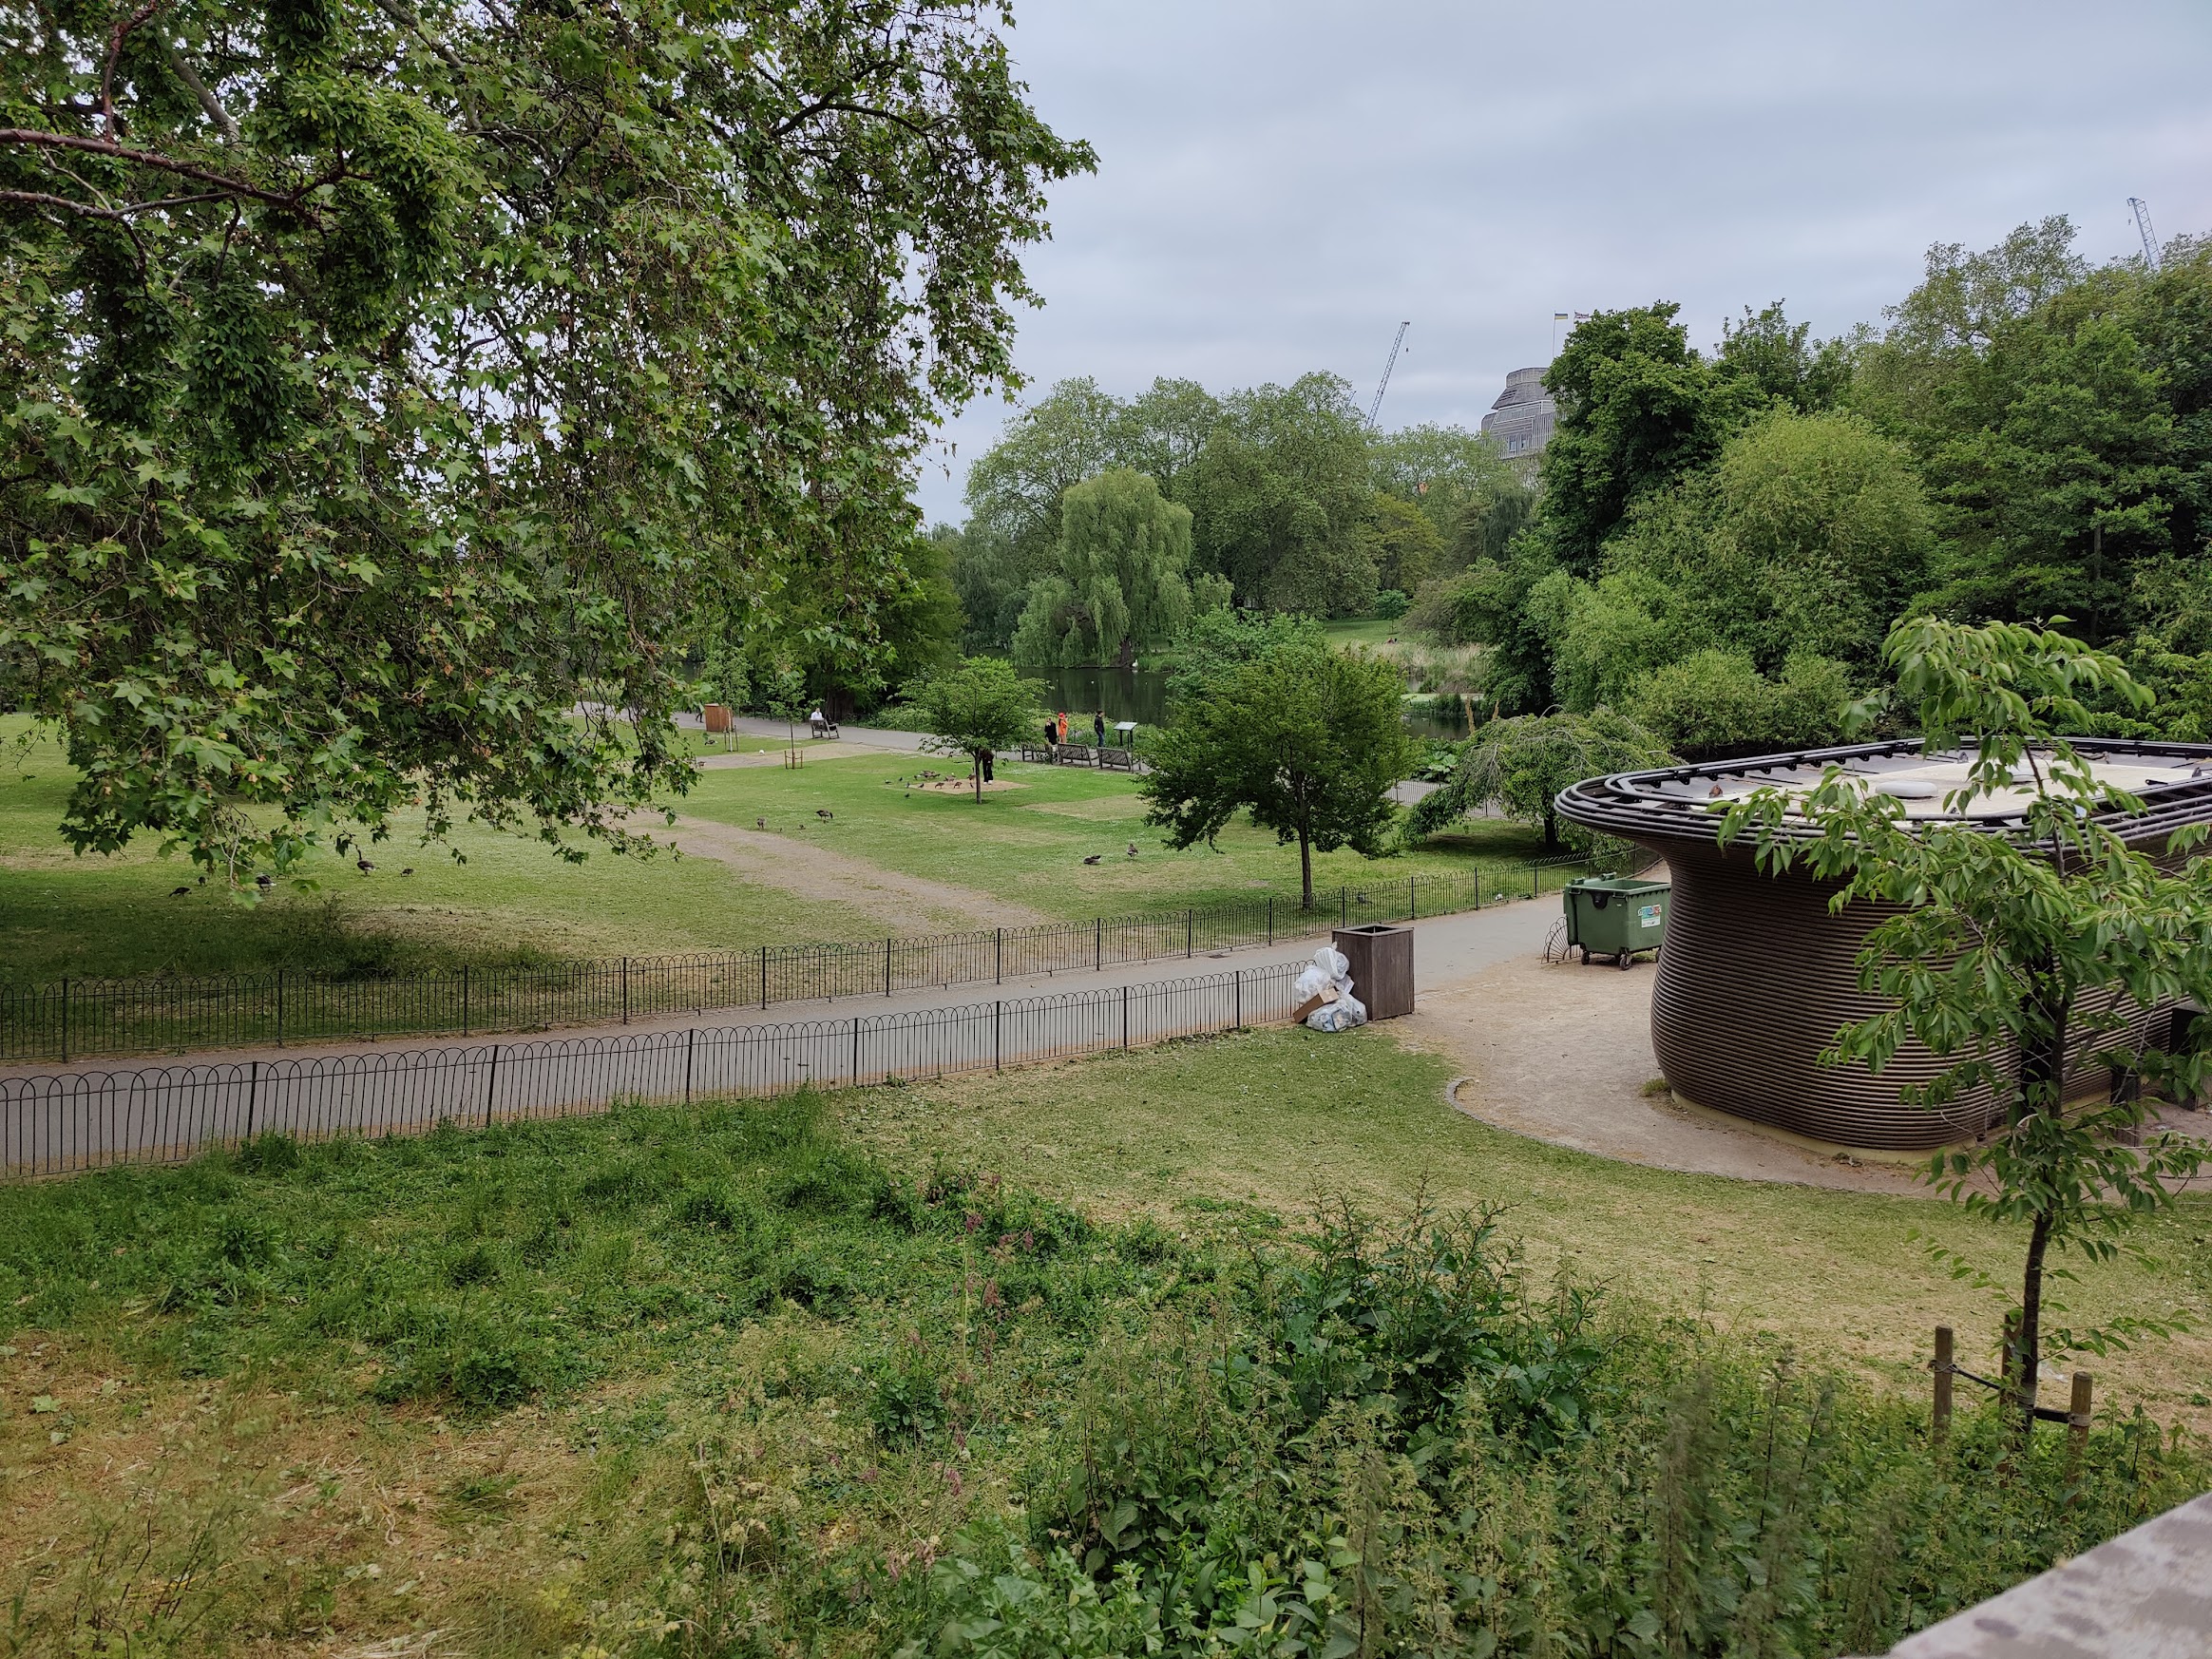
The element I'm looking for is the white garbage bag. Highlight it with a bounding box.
[1292,963,1333,1002]
[1307,992,1368,1032]
[1312,945,1349,981]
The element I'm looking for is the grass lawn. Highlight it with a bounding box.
[849,1025,2212,1426]
[1323,617,1405,649]
[2,1033,2202,1656]
[0,720,892,982]
[1,719,1543,982]
[679,752,1545,923]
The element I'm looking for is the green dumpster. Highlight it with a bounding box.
[1562,875,1669,969]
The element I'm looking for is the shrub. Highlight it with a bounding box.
[1373,587,1409,620]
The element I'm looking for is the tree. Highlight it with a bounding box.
[1142,642,1414,907]
[1539,304,1763,576]
[1369,422,1519,543]
[1360,495,1445,598]
[958,378,1129,645]
[0,0,1090,882]
[1113,377,1222,498]
[1010,469,1201,666]
[1167,609,1326,699]
[909,657,1042,802]
[1720,618,2210,1443]
[1712,301,1857,413]
[1183,374,1378,615]
[1406,710,1671,853]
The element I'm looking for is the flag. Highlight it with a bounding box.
[1553,312,1570,321]
[1574,311,1592,322]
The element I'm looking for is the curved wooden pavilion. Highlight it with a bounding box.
[1554,738,2212,1151]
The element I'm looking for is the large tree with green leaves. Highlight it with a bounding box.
[1143,639,1412,906]
[1721,618,2210,1443]
[0,0,1089,882]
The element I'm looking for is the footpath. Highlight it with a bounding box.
[3,898,1561,1082]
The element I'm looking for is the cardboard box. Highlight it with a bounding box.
[1290,985,1340,1023]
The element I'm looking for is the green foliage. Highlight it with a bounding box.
[1368,422,1521,543]
[1538,303,1768,576]
[1361,496,1446,597]
[908,657,1044,801]
[1372,588,1409,621]
[1721,618,2211,1441]
[1143,638,1414,906]
[1167,609,1330,700]
[1010,469,1205,667]
[1410,710,1671,853]
[1182,374,1381,616]
[0,0,1088,882]
[1712,300,1859,413]
[1628,650,1851,760]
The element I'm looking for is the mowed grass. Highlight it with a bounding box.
[679,751,1544,921]
[847,1024,2212,1427]
[0,719,890,982]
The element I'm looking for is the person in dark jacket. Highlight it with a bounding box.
[1093,711,1106,747]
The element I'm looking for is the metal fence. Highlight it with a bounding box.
[2,963,1303,1178]
[1,857,1595,1063]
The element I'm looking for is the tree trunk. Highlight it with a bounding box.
[1541,802,1560,852]
[1117,634,1135,670]
[1298,824,1314,910]
[2016,1210,2054,1444]
[972,752,982,803]
[2012,985,2068,1445]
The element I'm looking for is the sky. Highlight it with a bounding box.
[909,0,2212,526]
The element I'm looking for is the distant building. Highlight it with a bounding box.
[1479,366,1555,461]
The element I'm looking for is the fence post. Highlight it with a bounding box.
[1235,969,1242,1030]
[484,1043,500,1128]
[1267,898,1274,945]
[59,977,69,1065]
[760,944,768,1010]
[1409,875,1416,921]
[461,963,470,1038]
[1122,982,1130,1049]
[684,1026,696,1106]
[1530,862,1537,900]
[621,957,630,1025]
[2067,1371,2094,1480]
[885,937,893,998]
[1095,916,1102,972]
[1341,889,1346,926]
[244,1059,259,1143]
[995,1001,1002,1071]
[996,927,1003,985]
[1186,908,1193,959]
[851,1015,862,1083]
[1932,1325,1954,1442]
[276,967,285,1049]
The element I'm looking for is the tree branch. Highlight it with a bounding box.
[103,0,178,140]
[162,38,238,142]
[367,0,466,74]
[0,128,322,213]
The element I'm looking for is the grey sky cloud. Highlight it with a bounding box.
[913,0,2212,524]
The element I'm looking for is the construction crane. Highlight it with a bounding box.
[2128,198,2161,272]
[1365,321,1410,429]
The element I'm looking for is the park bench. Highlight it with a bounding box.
[1019,743,1055,764]
[1096,746,1140,772]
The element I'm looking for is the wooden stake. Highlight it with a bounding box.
[1933,1325,1955,1442]
[2068,1370,2094,1480]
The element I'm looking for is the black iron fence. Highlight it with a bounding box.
[2,963,1302,1177]
[0,857,1596,1064]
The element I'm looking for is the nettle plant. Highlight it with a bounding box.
[1722,617,2211,1440]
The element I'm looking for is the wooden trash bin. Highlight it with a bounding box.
[1333,923,1414,1020]
[702,703,733,734]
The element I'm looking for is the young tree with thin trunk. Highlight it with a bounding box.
[910,658,1042,802]
[1141,640,1413,907]
[1721,617,2210,1443]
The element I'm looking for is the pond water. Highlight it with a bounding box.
[1018,663,1468,744]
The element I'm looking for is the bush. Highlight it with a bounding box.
[1372,587,1409,620]
[1629,648,1851,760]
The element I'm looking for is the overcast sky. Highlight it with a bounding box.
[909,0,2212,525]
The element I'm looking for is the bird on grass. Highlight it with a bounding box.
[1126,842,1139,859]
[401,868,415,877]
[1082,853,1102,866]
[816,808,834,821]
[256,872,273,891]
[356,857,375,873]
[755,816,766,830]
[170,886,191,897]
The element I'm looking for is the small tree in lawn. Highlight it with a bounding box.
[1721,617,2211,1444]
[1141,641,1414,908]
[910,657,1042,802]
[1407,710,1671,854]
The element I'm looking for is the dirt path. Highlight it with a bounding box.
[1400,953,1931,1194]
[653,813,1051,934]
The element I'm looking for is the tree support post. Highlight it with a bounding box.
[2067,1370,2094,1483]
[1932,1325,1954,1441]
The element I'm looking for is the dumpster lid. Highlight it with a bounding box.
[1568,875,1669,895]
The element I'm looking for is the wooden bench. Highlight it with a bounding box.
[1096,746,1139,772]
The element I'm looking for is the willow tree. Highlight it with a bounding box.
[0,0,1089,882]
[1011,467,1218,667]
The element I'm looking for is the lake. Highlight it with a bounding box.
[1016,664,1465,743]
